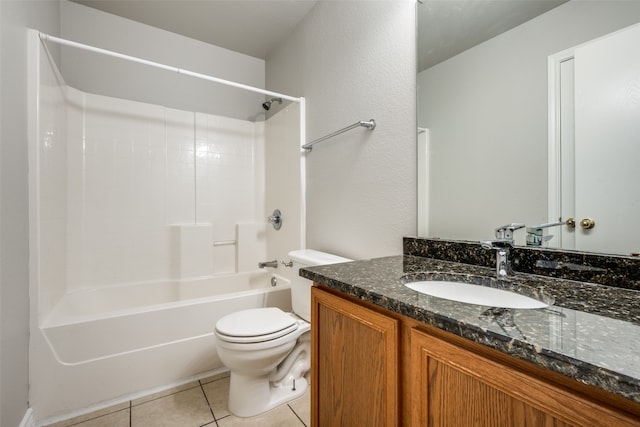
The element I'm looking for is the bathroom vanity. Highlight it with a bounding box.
[303,239,640,426]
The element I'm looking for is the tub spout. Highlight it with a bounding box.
[258,260,278,269]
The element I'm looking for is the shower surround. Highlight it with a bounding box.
[28,32,302,422]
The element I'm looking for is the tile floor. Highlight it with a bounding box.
[45,373,310,427]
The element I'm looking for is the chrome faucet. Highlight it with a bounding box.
[258,260,278,269]
[481,240,513,277]
[481,223,525,277]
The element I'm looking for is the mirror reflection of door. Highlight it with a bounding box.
[554,24,640,256]
[417,128,430,237]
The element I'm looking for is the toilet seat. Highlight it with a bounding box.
[215,307,299,344]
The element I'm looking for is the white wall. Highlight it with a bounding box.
[266,1,417,260]
[0,2,60,426]
[418,1,640,242]
[59,0,267,121]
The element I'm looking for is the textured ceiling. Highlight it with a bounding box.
[72,0,567,68]
[71,0,318,59]
[418,0,567,71]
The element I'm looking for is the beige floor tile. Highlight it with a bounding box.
[45,403,130,427]
[287,389,310,426]
[199,371,230,385]
[201,376,231,419]
[131,381,200,406]
[216,404,304,427]
[58,408,129,427]
[131,387,214,427]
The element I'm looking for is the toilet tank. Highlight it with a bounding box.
[288,249,352,322]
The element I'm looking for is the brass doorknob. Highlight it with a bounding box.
[580,218,595,230]
[566,218,576,229]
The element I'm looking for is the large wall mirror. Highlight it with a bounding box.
[417,0,640,257]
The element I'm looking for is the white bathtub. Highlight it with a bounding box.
[42,272,291,364]
[32,271,292,422]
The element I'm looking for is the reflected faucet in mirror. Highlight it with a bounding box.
[481,223,525,278]
[526,220,569,247]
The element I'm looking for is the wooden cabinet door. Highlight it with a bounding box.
[410,327,639,427]
[311,287,399,427]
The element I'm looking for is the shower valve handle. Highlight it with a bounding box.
[268,209,282,230]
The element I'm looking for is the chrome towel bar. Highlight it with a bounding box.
[303,119,376,151]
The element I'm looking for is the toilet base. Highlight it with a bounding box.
[228,372,309,418]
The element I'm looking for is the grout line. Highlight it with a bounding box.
[199,379,218,425]
[197,416,218,427]
[45,374,228,426]
[288,403,307,427]
[215,415,230,425]
[60,407,130,427]
[129,382,201,407]
[199,371,230,386]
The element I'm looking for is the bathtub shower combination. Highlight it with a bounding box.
[28,31,306,422]
[41,273,291,365]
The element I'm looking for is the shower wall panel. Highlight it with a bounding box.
[264,104,303,283]
[66,91,167,290]
[165,108,196,224]
[195,113,265,274]
[57,91,264,292]
[37,43,68,319]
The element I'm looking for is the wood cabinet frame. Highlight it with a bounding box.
[312,285,640,426]
[311,286,400,426]
[411,327,639,426]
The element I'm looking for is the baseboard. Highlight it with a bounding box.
[19,408,36,427]
[36,368,228,426]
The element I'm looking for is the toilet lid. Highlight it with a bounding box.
[215,307,297,343]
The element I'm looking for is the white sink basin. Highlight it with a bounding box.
[405,280,549,309]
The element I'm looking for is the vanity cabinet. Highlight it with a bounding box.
[411,328,640,426]
[311,285,400,426]
[311,286,640,427]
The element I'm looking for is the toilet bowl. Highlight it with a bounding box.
[214,249,351,418]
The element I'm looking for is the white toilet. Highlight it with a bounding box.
[214,249,351,418]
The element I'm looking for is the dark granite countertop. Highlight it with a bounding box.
[301,254,640,404]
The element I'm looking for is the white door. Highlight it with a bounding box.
[573,24,640,255]
[417,128,430,237]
